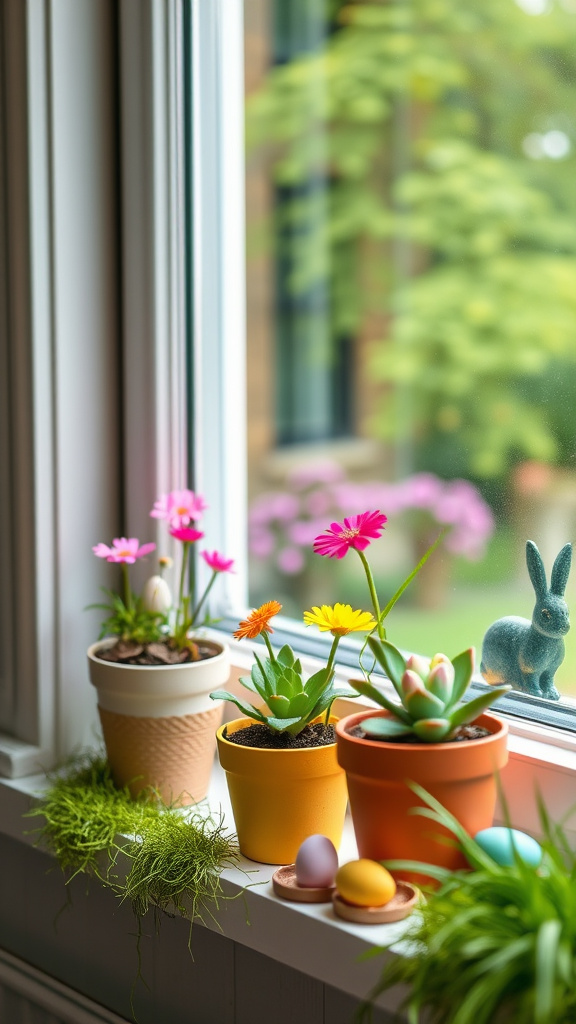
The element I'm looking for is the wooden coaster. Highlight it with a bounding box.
[332,880,420,923]
[272,865,336,903]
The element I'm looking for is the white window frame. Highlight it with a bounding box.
[1,0,576,851]
[0,0,123,776]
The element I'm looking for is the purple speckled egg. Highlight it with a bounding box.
[295,835,339,888]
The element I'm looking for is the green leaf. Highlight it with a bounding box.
[287,692,311,718]
[306,688,338,723]
[378,529,447,622]
[210,691,266,723]
[276,644,295,667]
[448,685,511,729]
[404,689,446,720]
[253,652,275,698]
[367,637,406,696]
[277,666,303,700]
[383,859,451,884]
[265,715,304,733]
[411,718,452,742]
[267,694,293,717]
[354,679,412,724]
[535,919,562,1024]
[444,648,474,711]
[361,716,413,739]
[238,673,260,697]
[303,667,330,704]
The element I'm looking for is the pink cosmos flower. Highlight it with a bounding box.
[201,550,235,573]
[313,511,388,559]
[93,538,156,564]
[170,527,204,543]
[150,489,208,529]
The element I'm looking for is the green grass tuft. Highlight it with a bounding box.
[27,751,241,925]
[360,788,576,1024]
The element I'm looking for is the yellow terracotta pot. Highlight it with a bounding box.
[216,717,348,864]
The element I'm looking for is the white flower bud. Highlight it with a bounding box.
[142,575,173,614]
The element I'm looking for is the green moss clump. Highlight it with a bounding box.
[27,751,240,926]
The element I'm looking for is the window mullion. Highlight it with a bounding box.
[189,0,248,614]
[118,0,188,570]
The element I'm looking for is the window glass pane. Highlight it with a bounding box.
[244,0,576,707]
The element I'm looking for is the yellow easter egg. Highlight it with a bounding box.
[335,859,396,908]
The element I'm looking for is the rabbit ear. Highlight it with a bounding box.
[550,543,572,597]
[526,541,547,597]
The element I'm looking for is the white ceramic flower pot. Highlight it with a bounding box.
[88,638,230,805]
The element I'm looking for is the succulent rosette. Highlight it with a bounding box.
[211,602,366,735]
[355,637,511,743]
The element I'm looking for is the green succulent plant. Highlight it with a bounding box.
[211,643,354,736]
[355,636,511,743]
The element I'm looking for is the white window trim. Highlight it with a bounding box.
[119,0,189,537]
[0,0,122,776]
[190,0,248,611]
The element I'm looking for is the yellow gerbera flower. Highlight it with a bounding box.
[303,603,378,637]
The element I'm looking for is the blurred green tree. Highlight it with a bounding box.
[247,0,576,479]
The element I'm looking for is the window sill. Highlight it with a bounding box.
[2,632,576,1019]
[0,759,408,1018]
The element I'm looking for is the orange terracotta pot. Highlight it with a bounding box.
[216,717,348,865]
[336,709,508,872]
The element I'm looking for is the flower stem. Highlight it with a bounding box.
[262,630,276,663]
[325,634,341,681]
[190,572,217,628]
[176,541,190,633]
[122,564,132,611]
[323,634,342,726]
[357,549,384,640]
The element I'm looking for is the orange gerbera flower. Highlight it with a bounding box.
[233,600,282,640]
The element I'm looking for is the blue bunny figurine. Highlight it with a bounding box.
[480,540,571,701]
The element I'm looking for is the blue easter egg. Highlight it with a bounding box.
[474,827,542,868]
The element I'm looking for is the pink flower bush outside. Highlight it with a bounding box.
[313,511,388,560]
[248,463,495,579]
[93,538,156,564]
[277,546,305,575]
[150,489,208,529]
[201,550,236,573]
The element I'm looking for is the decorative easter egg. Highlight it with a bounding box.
[295,835,339,889]
[335,859,396,908]
[474,827,542,868]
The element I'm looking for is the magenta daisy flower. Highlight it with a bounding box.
[150,489,208,529]
[313,511,387,559]
[170,527,204,543]
[92,538,156,564]
[201,550,235,573]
